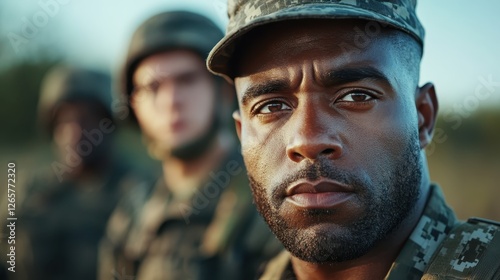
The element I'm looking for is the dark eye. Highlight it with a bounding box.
[177,73,198,85]
[134,80,160,96]
[338,92,374,102]
[258,101,292,114]
[145,80,161,93]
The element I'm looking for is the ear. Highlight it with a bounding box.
[416,83,438,149]
[232,110,242,141]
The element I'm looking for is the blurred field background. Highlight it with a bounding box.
[0,0,499,223]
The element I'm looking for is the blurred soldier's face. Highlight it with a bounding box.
[233,20,435,263]
[132,50,216,157]
[53,102,111,166]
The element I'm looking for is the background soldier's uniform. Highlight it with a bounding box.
[8,66,151,280]
[99,150,282,280]
[17,163,144,280]
[257,185,500,279]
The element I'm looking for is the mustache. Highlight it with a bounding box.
[270,158,365,200]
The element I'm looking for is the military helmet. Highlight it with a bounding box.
[121,10,224,121]
[207,0,425,81]
[38,65,112,133]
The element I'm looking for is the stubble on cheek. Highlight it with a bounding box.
[245,130,423,263]
[241,122,286,188]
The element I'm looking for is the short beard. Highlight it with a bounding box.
[248,135,422,264]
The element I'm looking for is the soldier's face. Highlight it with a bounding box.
[53,101,111,166]
[132,50,216,152]
[233,20,433,263]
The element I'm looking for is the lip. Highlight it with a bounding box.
[170,120,185,131]
[285,179,354,209]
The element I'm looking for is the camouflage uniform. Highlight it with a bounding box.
[257,185,500,279]
[17,163,145,280]
[99,150,282,280]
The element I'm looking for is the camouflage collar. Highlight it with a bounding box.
[385,184,459,279]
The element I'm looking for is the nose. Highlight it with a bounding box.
[53,121,83,147]
[286,104,343,163]
[155,81,183,110]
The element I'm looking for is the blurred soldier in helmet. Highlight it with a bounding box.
[98,11,281,280]
[14,66,147,280]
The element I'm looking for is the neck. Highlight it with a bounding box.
[162,131,234,197]
[292,168,432,280]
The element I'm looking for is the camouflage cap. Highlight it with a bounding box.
[207,0,425,81]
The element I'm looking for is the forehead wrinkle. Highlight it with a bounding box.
[240,79,290,106]
[238,65,304,105]
[320,66,393,88]
[237,25,414,103]
[274,34,340,60]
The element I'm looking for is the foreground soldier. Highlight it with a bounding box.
[207,1,500,279]
[99,11,281,280]
[15,66,141,280]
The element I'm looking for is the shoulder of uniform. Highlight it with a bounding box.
[20,168,68,213]
[103,179,157,246]
[468,217,500,227]
[423,217,500,279]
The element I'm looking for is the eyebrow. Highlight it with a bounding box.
[241,79,289,106]
[240,66,391,106]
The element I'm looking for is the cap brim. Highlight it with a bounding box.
[207,3,422,81]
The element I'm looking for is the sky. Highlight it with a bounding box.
[1,0,499,109]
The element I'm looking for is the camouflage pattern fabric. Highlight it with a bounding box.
[422,218,500,279]
[99,150,282,280]
[207,0,424,80]
[385,185,459,279]
[257,185,476,280]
